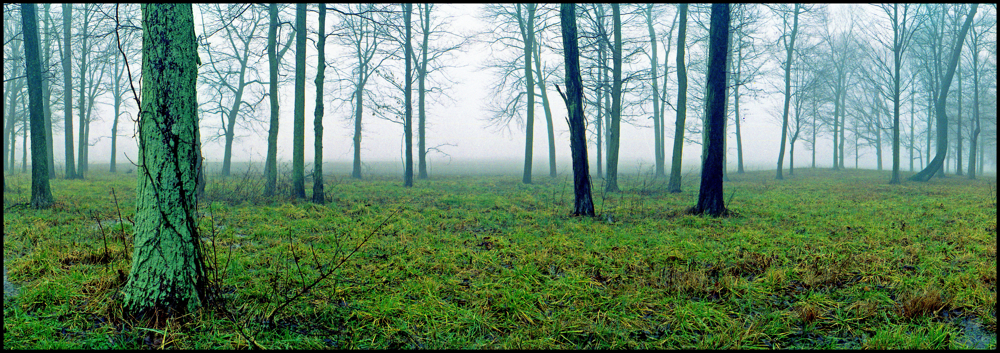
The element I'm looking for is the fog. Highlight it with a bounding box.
[5,4,997,178]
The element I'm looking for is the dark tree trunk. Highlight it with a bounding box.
[558,4,594,217]
[313,3,327,203]
[23,3,53,208]
[694,3,730,217]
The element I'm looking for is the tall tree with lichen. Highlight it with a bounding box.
[121,3,208,316]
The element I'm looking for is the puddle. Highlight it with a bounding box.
[957,317,996,349]
[4,265,17,301]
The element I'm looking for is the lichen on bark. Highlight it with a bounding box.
[121,3,207,316]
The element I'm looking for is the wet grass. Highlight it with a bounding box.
[3,167,996,349]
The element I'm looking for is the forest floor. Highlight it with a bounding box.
[2,167,996,349]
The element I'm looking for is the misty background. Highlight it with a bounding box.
[4,4,997,178]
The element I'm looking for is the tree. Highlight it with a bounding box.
[264,3,296,196]
[872,4,923,184]
[480,4,540,184]
[774,3,802,180]
[109,4,141,174]
[521,3,537,184]
[337,3,394,180]
[693,3,729,217]
[604,3,622,193]
[644,4,664,177]
[60,4,76,179]
[198,4,267,177]
[965,8,994,179]
[291,4,306,198]
[404,3,414,187]
[313,3,327,203]
[557,3,595,217]
[730,4,767,174]
[74,4,111,178]
[909,4,978,182]
[121,3,208,316]
[4,12,24,174]
[22,3,54,208]
[666,3,688,193]
[40,4,56,178]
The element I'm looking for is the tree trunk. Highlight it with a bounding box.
[122,3,208,316]
[694,3,730,217]
[967,24,980,180]
[646,4,664,178]
[910,4,977,182]
[955,62,963,176]
[605,4,622,193]
[352,84,364,179]
[23,3,53,208]
[667,3,688,193]
[42,4,56,178]
[264,3,280,196]
[533,44,557,178]
[292,4,306,198]
[595,40,603,179]
[404,3,414,187]
[417,4,430,179]
[313,3,327,202]
[77,4,90,179]
[559,4,594,217]
[521,3,536,184]
[775,3,799,180]
[62,4,76,179]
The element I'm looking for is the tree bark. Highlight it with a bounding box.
[559,4,594,217]
[667,4,688,193]
[404,3,414,187]
[417,4,430,179]
[62,4,76,179]
[520,4,536,184]
[264,3,280,195]
[605,4,622,193]
[694,3,730,217]
[313,3,327,202]
[23,3,54,209]
[646,4,664,178]
[292,4,307,198]
[122,3,207,316]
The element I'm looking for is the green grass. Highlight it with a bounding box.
[3,167,996,349]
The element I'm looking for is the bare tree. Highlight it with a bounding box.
[693,3,729,217]
[198,4,267,177]
[910,4,978,181]
[557,3,595,217]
